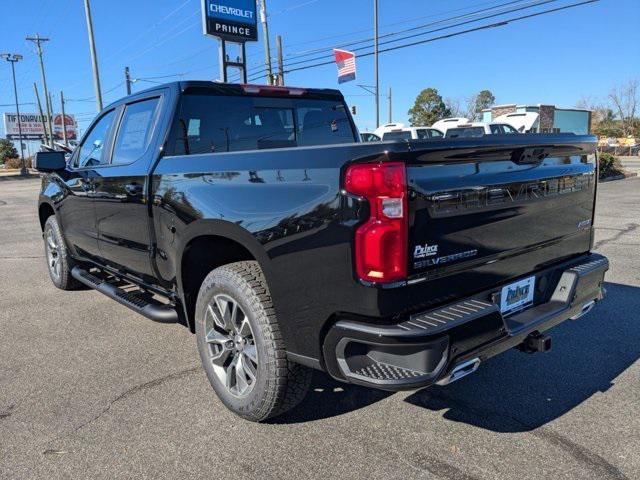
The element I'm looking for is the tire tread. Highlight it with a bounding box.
[196,261,311,421]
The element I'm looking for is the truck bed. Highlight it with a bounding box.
[151,133,598,363]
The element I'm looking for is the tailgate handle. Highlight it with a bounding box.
[511,147,549,164]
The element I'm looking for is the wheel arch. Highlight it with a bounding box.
[38,201,56,231]
[176,220,272,333]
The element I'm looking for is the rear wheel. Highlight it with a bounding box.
[195,261,311,422]
[43,216,82,291]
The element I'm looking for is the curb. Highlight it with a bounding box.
[600,172,638,183]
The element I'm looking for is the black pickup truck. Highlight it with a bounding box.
[35,81,608,422]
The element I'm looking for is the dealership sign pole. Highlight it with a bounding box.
[202,0,258,83]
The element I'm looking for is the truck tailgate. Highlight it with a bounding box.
[406,135,597,293]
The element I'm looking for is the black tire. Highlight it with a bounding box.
[43,216,82,291]
[195,261,312,422]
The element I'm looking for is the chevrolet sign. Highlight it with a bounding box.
[202,0,257,42]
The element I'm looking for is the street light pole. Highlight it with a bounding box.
[1,53,27,176]
[83,0,103,111]
[374,0,380,128]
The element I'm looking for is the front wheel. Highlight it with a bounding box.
[195,261,312,422]
[43,216,82,291]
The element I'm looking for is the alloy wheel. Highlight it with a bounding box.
[45,228,61,280]
[204,294,258,398]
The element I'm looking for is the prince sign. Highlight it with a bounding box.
[202,0,258,42]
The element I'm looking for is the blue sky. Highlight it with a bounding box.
[1,0,638,136]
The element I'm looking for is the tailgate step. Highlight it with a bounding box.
[401,299,498,334]
[71,266,178,323]
[353,361,426,381]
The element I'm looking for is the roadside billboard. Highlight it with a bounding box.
[202,0,258,42]
[3,112,78,141]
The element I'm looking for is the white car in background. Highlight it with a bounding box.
[431,117,472,135]
[373,122,406,137]
[444,122,519,138]
[377,125,444,141]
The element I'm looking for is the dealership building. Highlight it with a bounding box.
[482,104,591,134]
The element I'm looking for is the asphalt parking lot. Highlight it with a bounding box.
[1,176,638,480]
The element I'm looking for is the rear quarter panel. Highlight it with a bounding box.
[150,142,409,359]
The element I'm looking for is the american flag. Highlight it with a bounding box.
[333,49,356,84]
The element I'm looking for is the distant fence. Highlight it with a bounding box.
[598,145,639,156]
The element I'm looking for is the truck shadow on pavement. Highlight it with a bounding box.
[274,282,639,428]
[404,282,639,432]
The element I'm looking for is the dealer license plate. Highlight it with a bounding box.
[500,276,535,315]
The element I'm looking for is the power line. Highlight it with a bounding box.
[0,102,36,107]
[239,0,536,76]
[233,0,537,82]
[122,10,200,64]
[248,0,561,80]
[144,0,520,84]
[100,0,196,64]
[279,0,535,64]
[250,0,599,81]
[66,82,124,103]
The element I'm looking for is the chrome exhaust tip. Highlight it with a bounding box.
[436,357,481,386]
[571,300,596,320]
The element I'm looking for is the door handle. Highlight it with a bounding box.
[125,183,143,196]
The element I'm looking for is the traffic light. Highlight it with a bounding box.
[351,105,357,115]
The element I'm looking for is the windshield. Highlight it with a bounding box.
[382,131,412,141]
[168,94,356,155]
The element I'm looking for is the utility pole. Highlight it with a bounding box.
[33,83,48,147]
[276,35,284,86]
[49,92,55,143]
[373,0,380,128]
[258,0,273,85]
[26,34,54,147]
[60,91,68,146]
[125,66,132,95]
[387,86,392,123]
[1,53,26,175]
[83,0,103,111]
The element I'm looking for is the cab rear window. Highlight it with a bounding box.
[168,94,356,155]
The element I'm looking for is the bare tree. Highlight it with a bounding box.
[444,97,462,117]
[464,90,495,121]
[464,94,478,120]
[608,79,638,136]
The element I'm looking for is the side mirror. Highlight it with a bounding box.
[34,151,67,173]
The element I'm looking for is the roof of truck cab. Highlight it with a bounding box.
[105,81,345,109]
[178,81,343,97]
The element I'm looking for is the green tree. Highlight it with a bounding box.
[467,90,495,121]
[0,138,18,164]
[408,88,451,126]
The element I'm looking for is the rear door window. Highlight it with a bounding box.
[169,94,355,155]
[429,129,443,138]
[111,98,160,165]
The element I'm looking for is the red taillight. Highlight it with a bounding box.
[344,162,408,283]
